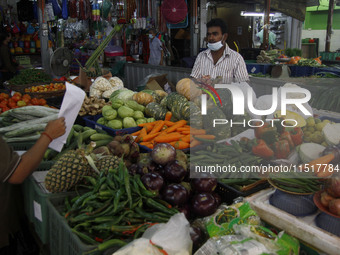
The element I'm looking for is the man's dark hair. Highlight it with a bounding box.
[207,18,228,34]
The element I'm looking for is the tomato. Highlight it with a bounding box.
[0,93,9,101]
[1,106,10,112]
[22,94,31,100]
[17,100,27,107]
[12,94,21,102]
[13,92,22,97]
[31,98,40,105]
[39,98,47,105]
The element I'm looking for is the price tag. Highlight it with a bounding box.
[33,201,42,222]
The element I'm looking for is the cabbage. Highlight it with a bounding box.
[133,111,144,120]
[123,117,137,128]
[136,118,147,125]
[322,123,340,146]
[110,89,136,101]
[107,119,123,129]
[102,108,117,121]
[298,143,326,163]
[117,106,134,118]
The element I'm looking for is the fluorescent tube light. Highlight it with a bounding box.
[241,11,275,17]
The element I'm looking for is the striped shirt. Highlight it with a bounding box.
[191,45,249,84]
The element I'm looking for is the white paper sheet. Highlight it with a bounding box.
[49,82,86,152]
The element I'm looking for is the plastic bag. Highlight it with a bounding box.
[113,213,192,255]
[50,0,62,16]
[61,0,68,20]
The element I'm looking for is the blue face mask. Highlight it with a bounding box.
[149,34,153,39]
[207,41,223,51]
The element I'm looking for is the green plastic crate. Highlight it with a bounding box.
[22,161,75,245]
[47,195,96,255]
[320,51,340,61]
[9,142,35,151]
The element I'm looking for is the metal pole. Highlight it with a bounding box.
[325,0,335,52]
[38,0,51,74]
[262,0,271,50]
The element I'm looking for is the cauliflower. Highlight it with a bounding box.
[102,88,115,99]
[109,77,124,89]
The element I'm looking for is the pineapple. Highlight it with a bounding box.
[45,149,91,193]
[94,155,120,175]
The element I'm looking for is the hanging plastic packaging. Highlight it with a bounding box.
[69,0,77,18]
[50,0,62,16]
[102,0,112,19]
[84,0,92,19]
[78,0,86,20]
[62,0,68,20]
[33,0,39,20]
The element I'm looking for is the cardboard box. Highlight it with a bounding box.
[145,74,175,93]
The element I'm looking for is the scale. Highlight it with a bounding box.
[271,58,291,78]
[50,47,73,77]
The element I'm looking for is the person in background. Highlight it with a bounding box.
[0,117,66,254]
[191,18,249,84]
[148,29,164,66]
[0,32,20,82]
[256,27,277,49]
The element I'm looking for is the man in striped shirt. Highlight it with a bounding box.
[191,18,249,84]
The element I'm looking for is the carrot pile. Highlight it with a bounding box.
[131,112,215,150]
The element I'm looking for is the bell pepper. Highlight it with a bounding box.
[272,140,290,159]
[254,122,278,145]
[280,131,294,149]
[252,139,274,160]
[289,127,303,146]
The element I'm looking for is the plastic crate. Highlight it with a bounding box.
[288,65,315,77]
[320,51,340,61]
[22,162,76,245]
[83,115,141,136]
[216,180,270,205]
[246,63,272,74]
[47,195,96,255]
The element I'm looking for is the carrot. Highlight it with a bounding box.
[190,129,206,135]
[143,143,154,149]
[143,123,156,133]
[181,130,190,135]
[179,134,191,143]
[131,130,141,136]
[140,132,161,143]
[166,120,187,133]
[138,122,152,127]
[177,127,191,132]
[165,111,172,121]
[149,121,164,135]
[170,141,190,150]
[300,153,335,176]
[164,121,175,127]
[154,133,183,143]
[194,134,216,140]
[190,139,201,148]
[140,142,152,146]
[135,128,147,143]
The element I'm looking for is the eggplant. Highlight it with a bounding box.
[190,226,205,253]
[178,204,191,220]
[136,154,153,176]
[162,183,189,206]
[192,178,217,193]
[148,161,164,173]
[128,163,138,176]
[212,192,222,207]
[163,161,186,183]
[151,143,176,165]
[141,172,164,192]
[191,193,217,217]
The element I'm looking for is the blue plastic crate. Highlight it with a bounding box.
[83,115,141,136]
[246,63,272,74]
[289,65,315,77]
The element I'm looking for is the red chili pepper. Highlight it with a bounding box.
[95,237,103,243]
[289,127,303,146]
[252,139,274,160]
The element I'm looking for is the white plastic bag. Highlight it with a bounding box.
[113,213,192,255]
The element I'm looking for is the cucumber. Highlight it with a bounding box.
[0,114,59,133]
[73,124,84,132]
[77,129,97,146]
[4,133,41,143]
[94,139,112,148]
[9,112,37,121]
[66,127,75,147]
[90,133,113,141]
[4,123,47,138]
[9,106,59,117]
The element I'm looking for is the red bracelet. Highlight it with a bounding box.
[41,132,53,142]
